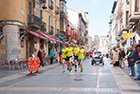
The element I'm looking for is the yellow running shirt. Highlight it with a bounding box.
[65,47,73,57]
[62,48,66,59]
[74,47,80,56]
[78,49,86,59]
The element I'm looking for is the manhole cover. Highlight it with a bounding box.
[74,79,82,81]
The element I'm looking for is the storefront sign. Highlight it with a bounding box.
[123,33,131,38]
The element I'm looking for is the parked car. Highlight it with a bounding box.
[91,51,104,65]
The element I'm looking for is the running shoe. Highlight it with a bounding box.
[75,68,77,72]
[67,67,69,71]
[69,69,73,73]
[80,69,83,74]
[62,70,65,73]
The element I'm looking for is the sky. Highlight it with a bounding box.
[66,0,115,38]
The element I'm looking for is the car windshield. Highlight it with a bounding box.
[94,51,101,56]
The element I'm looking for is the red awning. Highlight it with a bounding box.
[121,39,126,44]
[25,29,48,40]
[41,33,57,44]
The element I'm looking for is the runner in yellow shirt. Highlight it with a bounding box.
[74,44,79,72]
[65,43,73,73]
[62,45,67,73]
[77,45,86,73]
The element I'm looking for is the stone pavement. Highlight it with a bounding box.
[0,58,140,94]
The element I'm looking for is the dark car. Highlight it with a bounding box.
[91,51,104,65]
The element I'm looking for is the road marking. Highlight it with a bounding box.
[0,87,120,92]
[0,63,59,84]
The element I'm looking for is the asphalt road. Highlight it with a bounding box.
[0,57,140,94]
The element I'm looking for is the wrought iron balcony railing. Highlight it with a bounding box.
[55,6,59,15]
[49,0,53,10]
[49,26,54,35]
[41,22,46,32]
[28,14,41,29]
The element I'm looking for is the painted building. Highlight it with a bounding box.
[99,36,108,55]
[0,0,61,61]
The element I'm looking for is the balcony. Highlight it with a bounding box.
[55,29,59,36]
[49,0,53,10]
[49,26,54,35]
[28,14,41,29]
[60,31,65,37]
[41,22,46,32]
[40,0,46,3]
[55,6,59,15]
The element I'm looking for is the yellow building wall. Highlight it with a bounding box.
[0,0,27,25]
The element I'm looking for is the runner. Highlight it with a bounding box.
[65,43,73,73]
[62,44,67,73]
[77,45,86,73]
[74,44,80,72]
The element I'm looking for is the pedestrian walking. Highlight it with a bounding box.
[119,48,125,68]
[133,43,140,80]
[50,48,54,64]
[65,43,73,73]
[37,48,44,67]
[113,48,119,67]
[77,45,86,73]
[74,44,80,72]
[128,47,135,76]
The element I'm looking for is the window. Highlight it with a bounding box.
[49,16,51,31]
[135,0,140,12]
[55,19,57,34]
[40,10,43,22]
[55,0,57,11]
[29,2,32,14]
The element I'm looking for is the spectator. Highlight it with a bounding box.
[113,48,119,67]
[50,48,54,64]
[119,48,125,68]
[133,43,140,80]
[110,49,114,64]
[126,47,131,67]
[128,47,135,76]
[37,48,44,67]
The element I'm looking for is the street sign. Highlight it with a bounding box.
[123,33,131,38]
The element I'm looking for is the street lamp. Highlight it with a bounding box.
[42,4,47,9]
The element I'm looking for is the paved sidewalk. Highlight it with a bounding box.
[0,58,140,94]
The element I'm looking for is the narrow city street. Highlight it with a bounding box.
[0,58,140,94]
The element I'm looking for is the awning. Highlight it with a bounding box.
[121,39,126,44]
[25,29,48,40]
[41,33,57,44]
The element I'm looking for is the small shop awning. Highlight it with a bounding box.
[41,33,57,44]
[25,29,48,40]
[121,39,126,44]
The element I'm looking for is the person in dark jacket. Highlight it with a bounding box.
[119,48,125,68]
[133,43,140,80]
[128,47,135,76]
[37,48,44,67]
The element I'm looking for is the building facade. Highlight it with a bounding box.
[0,0,62,61]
